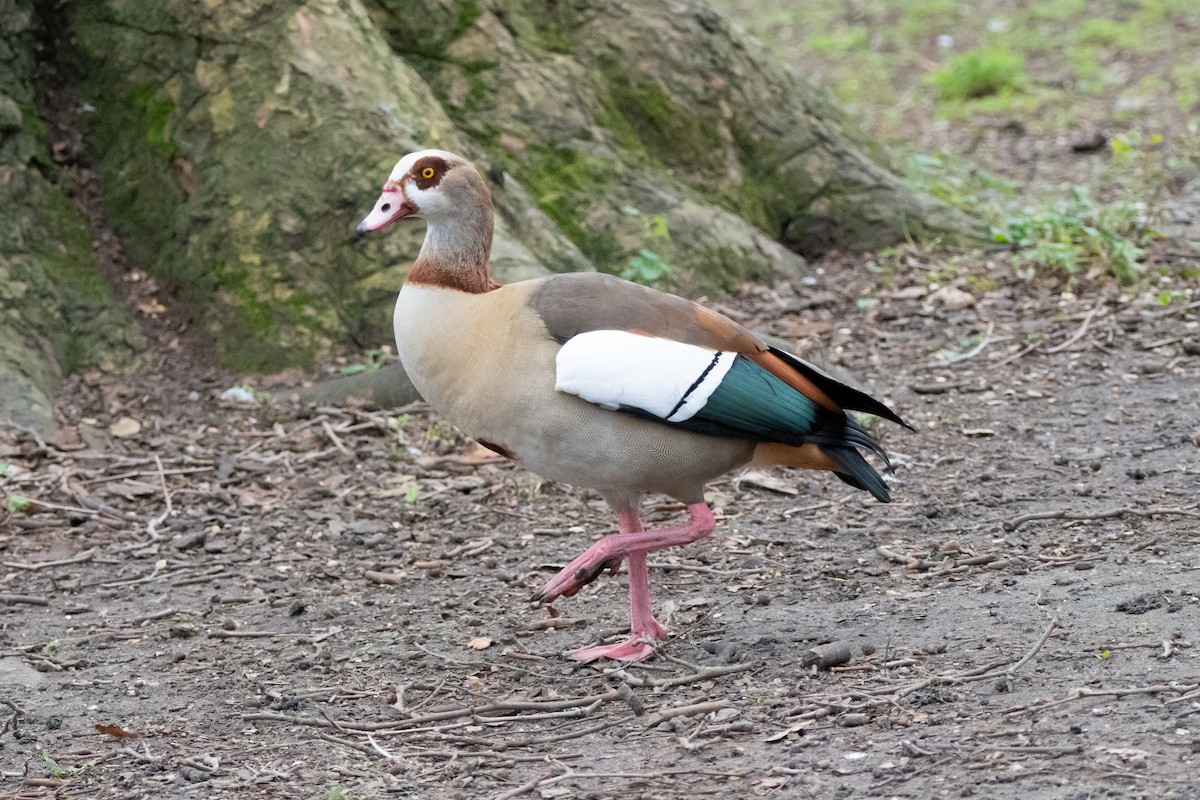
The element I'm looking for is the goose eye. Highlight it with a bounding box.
[381,203,391,212]
[421,167,435,179]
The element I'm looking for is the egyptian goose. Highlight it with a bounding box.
[358,150,909,663]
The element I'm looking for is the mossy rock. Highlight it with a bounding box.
[20,0,972,380]
[0,0,142,430]
[62,0,584,372]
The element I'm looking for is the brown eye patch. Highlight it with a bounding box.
[411,156,448,190]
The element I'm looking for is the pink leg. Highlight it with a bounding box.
[533,504,715,663]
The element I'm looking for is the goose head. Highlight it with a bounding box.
[358,149,496,288]
[356,149,487,233]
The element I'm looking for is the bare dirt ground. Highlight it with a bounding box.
[2,242,1199,799]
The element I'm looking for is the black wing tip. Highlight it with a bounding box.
[767,346,913,431]
[827,445,893,503]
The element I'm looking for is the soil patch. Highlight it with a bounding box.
[3,257,1198,799]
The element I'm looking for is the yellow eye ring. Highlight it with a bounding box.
[421,167,435,179]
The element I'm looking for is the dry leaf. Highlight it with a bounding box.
[43,426,85,451]
[765,720,812,742]
[467,636,493,650]
[137,299,167,315]
[96,723,138,739]
[228,486,277,510]
[466,675,485,694]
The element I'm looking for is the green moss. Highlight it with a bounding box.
[130,84,177,161]
[29,184,142,374]
[370,0,481,59]
[599,69,724,172]
[1172,62,1200,112]
[1028,0,1086,20]
[1068,45,1102,85]
[731,180,779,236]
[1078,18,1141,49]
[806,26,870,54]
[212,259,319,372]
[37,192,105,301]
[526,26,575,54]
[82,82,184,277]
[16,101,50,164]
[518,146,623,267]
[453,0,481,37]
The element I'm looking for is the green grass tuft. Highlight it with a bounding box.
[930,48,1028,101]
[990,187,1154,283]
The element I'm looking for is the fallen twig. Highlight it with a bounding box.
[7,496,119,522]
[0,594,50,606]
[614,661,756,689]
[1043,306,1103,353]
[2,549,95,571]
[321,419,353,457]
[234,414,329,458]
[244,690,623,732]
[876,545,934,571]
[521,616,586,631]
[1003,504,1200,532]
[144,454,173,540]
[1005,683,1199,717]
[642,699,731,729]
[445,537,495,558]
[929,321,996,367]
[493,765,749,798]
[364,570,405,585]
[1006,611,1059,678]
[493,770,570,800]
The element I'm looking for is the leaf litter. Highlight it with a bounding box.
[1,260,1198,797]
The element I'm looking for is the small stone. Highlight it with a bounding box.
[928,285,976,310]
[109,416,142,438]
[219,386,257,404]
[1133,358,1167,375]
[169,624,199,639]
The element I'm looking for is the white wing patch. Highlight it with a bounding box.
[555,330,736,423]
